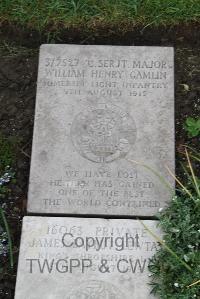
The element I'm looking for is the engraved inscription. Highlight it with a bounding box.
[67,280,125,299]
[27,45,174,216]
[71,103,137,163]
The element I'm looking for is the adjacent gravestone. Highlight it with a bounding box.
[15,216,161,299]
[28,45,174,216]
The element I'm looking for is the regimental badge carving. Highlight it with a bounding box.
[71,104,137,163]
[67,280,125,299]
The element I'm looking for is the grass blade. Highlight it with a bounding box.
[187,279,200,288]
[165,165,194,199]
[185,148,200,198]
[139,219,192,272]
[188,154,200,162]
[126,159,174,193]
[179,145,200,162]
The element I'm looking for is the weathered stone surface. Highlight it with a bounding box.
[28,45,174,216]
[15,216,161,299]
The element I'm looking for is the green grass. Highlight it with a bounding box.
[0,0,200,33]
[148,149,200,299]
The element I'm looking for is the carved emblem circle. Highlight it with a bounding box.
[71,104,137,163]
[67,280,125,299]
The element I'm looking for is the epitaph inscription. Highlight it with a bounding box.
[28,45,174,216]
[15,217,161,299]
[68,280,124,299]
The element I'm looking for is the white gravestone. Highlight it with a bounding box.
[15,216,161,299]
[28,45,174,216]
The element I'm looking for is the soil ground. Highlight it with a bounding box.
[0,23,200,298]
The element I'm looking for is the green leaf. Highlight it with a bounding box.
[184,117,200,138]
[186,117,196,126]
